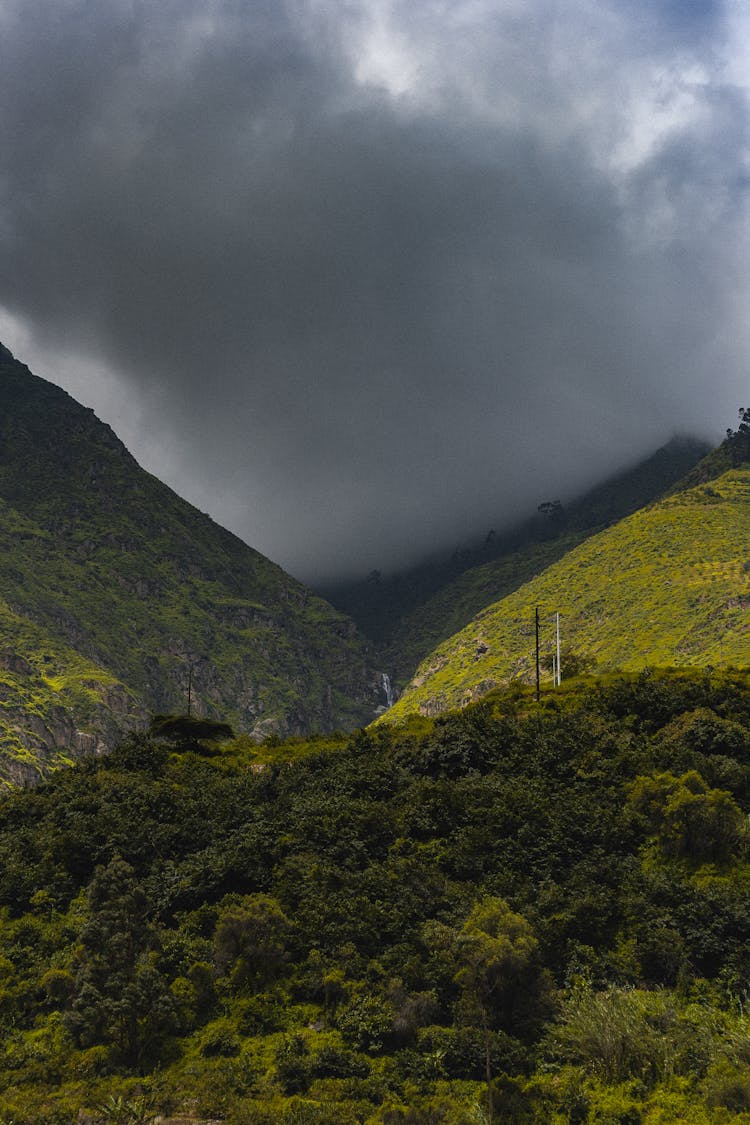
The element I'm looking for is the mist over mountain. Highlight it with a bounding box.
[323,433,710,658]
[2,0,749,581]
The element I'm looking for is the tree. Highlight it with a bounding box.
[628,770,746,864]
[148,713,234,754]
[725,407,750,465]
[66,856,176,1069]
[431,898,544,1125]
[537,500,566,537]
[213,893,292,989]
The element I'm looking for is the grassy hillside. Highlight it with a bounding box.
[2,671,750,1122]
[323,436,708,680]
[381,437,710,685]
[382,533,588,685]
[0,344,379,778]
[385,467,750,721]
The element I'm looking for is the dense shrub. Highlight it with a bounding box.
[0,672,749,1120]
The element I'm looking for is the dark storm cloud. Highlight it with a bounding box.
[1,0,749,580]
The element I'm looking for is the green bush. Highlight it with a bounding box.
[702,1058,750,1112]
[336,993,395,1052]
[274,1035,312,1095]
[546,986,678,1084]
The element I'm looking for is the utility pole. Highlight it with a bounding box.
[187,661,194,718]
[535,606,540,701]
[556,611,561,687]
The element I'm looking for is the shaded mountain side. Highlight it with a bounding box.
[382,532,593,684]
[0,344,381,781]
[666,409,750,494]
[325,435,708,682]
[384,465,750,722]
[0,596,134,786]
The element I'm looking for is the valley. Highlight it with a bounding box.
[1,345,750,1122]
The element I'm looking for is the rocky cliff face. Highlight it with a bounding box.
[0,344,379,782]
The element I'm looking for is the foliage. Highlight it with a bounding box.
[93,1094,153,1124]
[546,984,679,1084]
[65,856,177,1070]
[0,672,749,1119]
[213,894,292,988]
[628,770,746,864]
[149,713,235,753]
[451,898,544,1034]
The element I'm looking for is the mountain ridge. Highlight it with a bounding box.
[0,344,381,782]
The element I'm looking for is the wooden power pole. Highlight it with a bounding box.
[535,606,540,701]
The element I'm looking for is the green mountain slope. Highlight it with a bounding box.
[381,437,711,684]
[385,466,750,720]
[382,533,589,684]
[0,344,379,781]
[324,436,708,678]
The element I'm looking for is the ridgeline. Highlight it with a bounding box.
[0,343,380,783]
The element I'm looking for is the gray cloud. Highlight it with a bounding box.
[1,0,749,580]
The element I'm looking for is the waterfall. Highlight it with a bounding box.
[381,672,395,708]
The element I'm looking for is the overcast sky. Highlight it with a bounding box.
[1,0,749,582]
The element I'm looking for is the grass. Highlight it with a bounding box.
[385,469,750,722]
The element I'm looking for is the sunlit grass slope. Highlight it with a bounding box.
[386,469,750,720]
[378,436,708,683]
